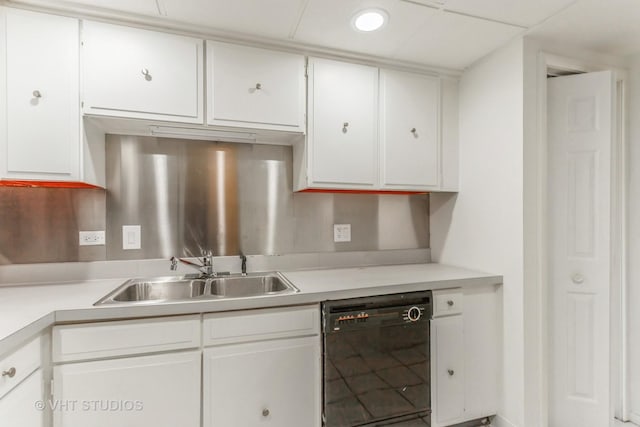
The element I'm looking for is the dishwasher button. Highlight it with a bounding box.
[407,306,422,322]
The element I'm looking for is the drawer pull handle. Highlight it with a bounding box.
[342,122,349,133]
[411,127,418,137]
[447,300,454,307]
[262,408,270,417]
[255,83,262,90]
[32,90,42,98]
[2,367,16,378]
[447,369,455,376]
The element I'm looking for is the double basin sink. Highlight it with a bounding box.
[95,272,299,305]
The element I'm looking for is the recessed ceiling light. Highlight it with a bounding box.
[352,9,388,32]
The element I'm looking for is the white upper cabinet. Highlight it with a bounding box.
[81,21,203,123]
[380,69,440,190]
[207,41,305,132]
[296,57,458,192]
[304,57,378,189]
[0,8,81,181]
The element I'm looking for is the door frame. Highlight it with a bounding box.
[534,50,629,425]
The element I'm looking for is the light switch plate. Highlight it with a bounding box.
[122,225,141,250]
[333,224,351,243]
[79,230,105,246]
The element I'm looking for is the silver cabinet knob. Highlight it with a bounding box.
[342,122,349,133]
[447,369,455,376]
[411,127,417,135]
[141,68,152,81]
[447,300,454,307]
[255,83,262,90]
[262,408,270,417]
[2,367,16,378]
[32,90,42,98]
[571,273,585,284]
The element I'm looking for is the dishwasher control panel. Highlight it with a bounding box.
[323,291,432,333]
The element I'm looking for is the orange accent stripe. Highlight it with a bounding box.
[298,188,428,195]
[0,180,104,189]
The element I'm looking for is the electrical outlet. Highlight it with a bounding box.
[79,231,105,246]
[333,224,351,243]
[122,225,141,250]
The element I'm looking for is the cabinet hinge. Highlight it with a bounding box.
[50,379,54,397]
[304,60,309,78]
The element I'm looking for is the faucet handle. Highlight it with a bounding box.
[170,257,178,271]
[240,253,247,276]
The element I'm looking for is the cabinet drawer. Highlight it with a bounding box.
[203,305,319,346]
[0,336,42,399]
[53,315,200,362]
[432,289,463,317]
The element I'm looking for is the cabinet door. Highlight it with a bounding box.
[462,286,498,420]
[0,369,44,427]
[207,41,305,132]
[308,58,377,188]
[380,69,440,190]
[82,21,203,123]
[204,336,321,427]
[1,9,80,180]
[432,315,465,426]
[53,351,200,427]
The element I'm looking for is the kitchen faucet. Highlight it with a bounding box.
[170,252,216,277]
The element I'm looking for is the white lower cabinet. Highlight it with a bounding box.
[203,305,322,427]
[53,351,201,427]
[50,308,321,427]
[431,286,498,427]
[203,336,321,427]
[0,369,45,427]
[52,316,202,427]
[432,315,465,426]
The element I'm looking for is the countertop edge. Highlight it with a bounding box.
[0,267,502,357]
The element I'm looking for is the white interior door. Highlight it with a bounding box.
[547,71,615,427]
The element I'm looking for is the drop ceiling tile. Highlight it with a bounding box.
[161,0,307,39]
[436,0,579,27]
[393,10,522,70]
[529,0,640,56]
[54,0,160,16]
[294,0,438,58]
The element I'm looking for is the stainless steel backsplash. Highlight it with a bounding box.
[0,187,106,264]
[0,135,429,264]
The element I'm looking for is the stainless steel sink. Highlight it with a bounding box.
[208,274,293,298]
[95,272,298,305]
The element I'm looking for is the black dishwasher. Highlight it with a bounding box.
[322,291,432,427]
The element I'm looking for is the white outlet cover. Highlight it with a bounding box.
[122,225,141,250]
[333,224,351,243]
[79,230,105,246]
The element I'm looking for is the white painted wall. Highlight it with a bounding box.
[430,38,525,427]
[626,53,640,424]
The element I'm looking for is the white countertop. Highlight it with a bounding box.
[0,263,501,356]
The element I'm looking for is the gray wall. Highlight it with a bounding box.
[0,136,429,264]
